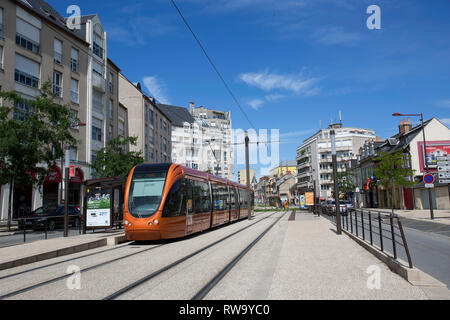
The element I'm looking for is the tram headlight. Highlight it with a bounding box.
[148,222,153,226]
[154,219,159,225]
[124,220,128,226]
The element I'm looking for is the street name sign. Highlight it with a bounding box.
[425,183,434,188]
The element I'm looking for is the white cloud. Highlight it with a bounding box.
[265,93,285,102]
[239,70,321,95]
[279,129,315,138]
[143,76,169,104]
[436,99,450,108]
[248,99,265,110]
[313,26,360,45]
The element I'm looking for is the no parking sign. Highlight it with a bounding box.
[423,174,435,188]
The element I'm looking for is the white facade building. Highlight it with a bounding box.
[296,123,376,200]
[158,103,234,180]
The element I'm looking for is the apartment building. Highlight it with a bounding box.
[238,169,255,186]
[0,0,91,220]
[158,102,234,180]
[296,123,376,200]
[190,103,234,180]
[270,160,297,178]
[119,73,172,163]
[74,15,122,173]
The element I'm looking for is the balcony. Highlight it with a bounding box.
[297,160,311,170]
[71,90,79,104]
[93,42,104,59]
[16,33,40,54]
[92,71,106,92]
[15,69,39,88]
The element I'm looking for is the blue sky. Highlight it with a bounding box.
[52,0,450,179]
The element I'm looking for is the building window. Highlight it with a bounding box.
[109,100,114,119]
[16,18,40,54]
[70,79,79,103]
[92,90,103,113]
[118,120,125,137]
[0,8,3,38]
[15,54,40,88]
[13,98,31,121]
[0,46,3,69]
[149,129,154,144]
[92,118,103,141]
[93,33,104,59]
[53,71,62,97]
[109,73,113,93]
[148,109,153,124]
[71,48,79,72]
[109,125,113,140]
[54,39,62,64]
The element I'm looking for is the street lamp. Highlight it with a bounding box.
[392,113,434,219]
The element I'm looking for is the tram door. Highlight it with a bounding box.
[186,179,194,235]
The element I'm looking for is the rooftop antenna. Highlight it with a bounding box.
[339,110,342,124]
[320,120,322,130]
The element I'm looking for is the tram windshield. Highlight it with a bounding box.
[128,171,167,218]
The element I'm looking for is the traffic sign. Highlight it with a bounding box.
[437,156,450,161]
[423,174,435,184]
[425,183,434,188]
[439,179,450,184]
[439,172,450,179]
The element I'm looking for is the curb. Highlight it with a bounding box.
[0,233,129,271]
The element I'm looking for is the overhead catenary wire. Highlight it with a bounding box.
[170,0,257,132]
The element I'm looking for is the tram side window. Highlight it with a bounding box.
[239,189,245,209]
[186,179,194,215]
[225,186,231,209]
[163,180,186,218]
[212,183,227,211]
[212,184,221,211]
[234,187,239,210]
[194,180,211,214]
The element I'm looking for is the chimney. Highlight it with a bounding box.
[189,102,195,115]
[398,117,412,135]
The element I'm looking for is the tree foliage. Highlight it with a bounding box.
[373,150,416,191]
[0,82,78,188]
[90,136,144,178]
[337,169,356,196]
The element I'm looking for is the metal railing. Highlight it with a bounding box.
[316,205,413,268]
[1,215,83,244]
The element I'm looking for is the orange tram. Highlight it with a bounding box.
[124,163,254,241]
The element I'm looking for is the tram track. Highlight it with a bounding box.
[104,211,285,300]
[0,211,278,300]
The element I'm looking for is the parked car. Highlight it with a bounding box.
[18,206,82,231]
[327,200,350,216]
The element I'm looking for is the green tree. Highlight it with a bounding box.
[337,169,356,198]
[0,82,78,228]
[90,136,144,178]
[373,150,416,210]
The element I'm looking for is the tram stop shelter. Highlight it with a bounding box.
[82,177,127,233]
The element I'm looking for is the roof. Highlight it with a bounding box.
[157,104,195,127]
[376,119,433,154]
[16,0,89,45]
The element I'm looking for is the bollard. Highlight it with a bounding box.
[368,211,373,245]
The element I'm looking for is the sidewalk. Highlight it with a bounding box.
[266,212,438,299]
[0,230,127,271]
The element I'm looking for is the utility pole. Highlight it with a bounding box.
[64,166,70,237]
[420,116,434,220]
[331,129,342,234]
[245,131,252,220]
